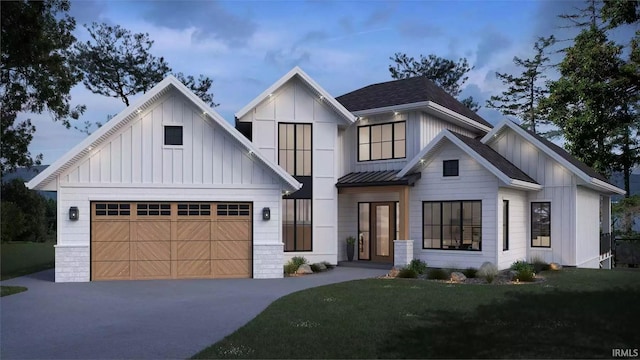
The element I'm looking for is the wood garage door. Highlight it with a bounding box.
[91,202,252,281]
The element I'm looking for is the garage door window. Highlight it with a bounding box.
[217,203,251,216]
[95,203,130,216]
[178,203,211,216]
[137,203,171,216]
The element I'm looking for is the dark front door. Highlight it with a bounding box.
[371,202,395,263]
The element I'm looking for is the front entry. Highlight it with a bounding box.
[358,202,396,263]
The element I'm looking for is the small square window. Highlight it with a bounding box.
[164,126,183,146]
[443,160,459,177]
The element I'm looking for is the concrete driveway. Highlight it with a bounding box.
[0,267,387,359]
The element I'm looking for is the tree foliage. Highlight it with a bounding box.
[72,23,218,109]
[0,179,54,242]
[602,0,640,28]
[0,0,85,172]
[72,23,171,107]
[388,53,479,111]
[487,36,557,136]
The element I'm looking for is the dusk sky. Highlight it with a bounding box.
[27,0,588,164]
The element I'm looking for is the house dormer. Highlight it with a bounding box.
[335,76,492,176]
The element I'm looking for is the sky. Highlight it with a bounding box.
[26,0,590,164]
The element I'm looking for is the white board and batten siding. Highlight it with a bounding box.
[55,88,289,280]
[575,187,602,268]
[419,112,477,149]
[409,140,500,269]
[236,77,342,264]
[489,129,578,266]
[496,188,528,269]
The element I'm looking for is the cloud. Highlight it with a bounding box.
[475,28,512,68]
[364,6,395,27]
[69,0,109,25]
[396,23,443,38]
[142,1,257,47]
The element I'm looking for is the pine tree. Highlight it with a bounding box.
[487,36,556,136]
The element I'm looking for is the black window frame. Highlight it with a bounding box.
[531,202,551,248]
[443,159,459,177]
[279,122,312,252]
[357,121,406,162]
[422,200,482,251]
[164,125,183,146]
[503,200,509,251]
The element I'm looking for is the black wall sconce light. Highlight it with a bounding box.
[262,207,271,221]
[69,206,79,221]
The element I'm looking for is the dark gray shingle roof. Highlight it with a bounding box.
[450,132,538,184]
[336,76,492,129]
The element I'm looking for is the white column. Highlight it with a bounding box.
[393,240,413,268]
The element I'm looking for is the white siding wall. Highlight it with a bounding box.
[409,141,500,269]
[497,188,528,269]
[419,112,477,148]
[575,187,601,268]
[62,90,278,186]
[340,112,419,174]
[237,77,342,264]
[489,130,577,266]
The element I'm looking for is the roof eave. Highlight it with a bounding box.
[590,178,626,195]
[509,179,543,191]
[352,101,491,134]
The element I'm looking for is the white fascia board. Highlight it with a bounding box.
[235,66,356,124]
[510,180,543,191]
[27,75,302,192]
[590,178,626,195]
[27,76,178,190]
[353,101,491,134]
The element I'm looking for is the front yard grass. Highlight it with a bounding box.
[0,285,28,297]
[1,241,55,280]
[193,268,640,359]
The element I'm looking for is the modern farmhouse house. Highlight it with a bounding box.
[27,67,624,282]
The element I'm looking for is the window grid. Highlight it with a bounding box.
[531,202,551,248]
[422,200,482,251]
[217,203,251,216]
[177,203,211,216]
[164,126,183,146]
[358,121,406,161]
[503,200,509,251]
[278,123,311,176]
[283,199,312,252]
[443,160,459,177]
[95,203,130,216]
[136,203,171,216]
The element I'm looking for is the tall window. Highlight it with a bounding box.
[279,123,312,251]
[503,200,509,251]
[423,201,482,251]
[531,202,551,247]
[358,121,405,161]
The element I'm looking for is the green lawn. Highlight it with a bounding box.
[1,241,55,280]
[1,285,28,297]
[194,269,640,359]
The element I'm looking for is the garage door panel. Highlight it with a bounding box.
[93,261,130,280]
[136,221,170,241]
[93,222,130,242]
[92,202,252,281]
[93,242,129,261]
[214,260,250,277]
[134,241,171,261]
[177,260,211,276]
[177,221,210,241]
[216,221,251,241]
[214,241,251,260]
[134,260,171,278]
[176,241,210,260]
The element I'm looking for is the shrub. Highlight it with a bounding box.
[531,256,550,273]
[321,261,335,269]
[511,260,532,272]
[284,256,308,275]
[478,262,498,284]
[514,267,536,282]
[462,267,477,278]
[310,263,325,272]
[407,259,427,275]
[427,268,449,280]
[397,267,418,278]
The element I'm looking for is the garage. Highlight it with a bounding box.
[91,202,252,280]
